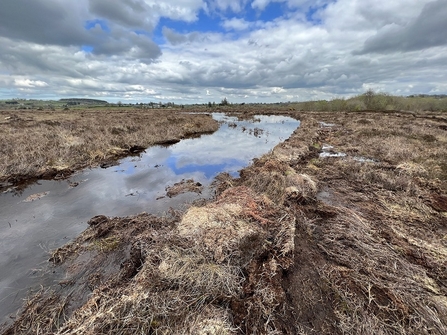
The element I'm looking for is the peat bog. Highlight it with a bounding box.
[1,107,447,334]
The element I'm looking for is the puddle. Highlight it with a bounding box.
[352,156,377,163]
[319,143,376,162]
[0,113,299,325]
[319,143,346,158]
[319,122,336,127]
[319,152,347,158]
[316,189,334,206]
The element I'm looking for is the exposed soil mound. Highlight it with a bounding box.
[166,179,203,198]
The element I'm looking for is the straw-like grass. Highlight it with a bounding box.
[4,108,447,335]
[0,109,218,185]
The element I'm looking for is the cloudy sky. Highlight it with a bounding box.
[1,0,446,103]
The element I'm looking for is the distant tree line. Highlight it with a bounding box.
[290,90,447,112]
[59,98,108,105]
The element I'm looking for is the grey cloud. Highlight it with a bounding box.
[162,27,200,45]
[0,0,91,46]
[133,44,163,64]
[163,27,187,45]
[0,39,86,78]
[0,0,161,62]
[0,0,161,63]
[92,31,161,63]
[89,0,152,29]
[357,0,447,54]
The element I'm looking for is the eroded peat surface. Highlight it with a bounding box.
[0,112,299,330]
[2,110,447,334]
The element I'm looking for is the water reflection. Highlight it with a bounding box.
[0,113,299,324]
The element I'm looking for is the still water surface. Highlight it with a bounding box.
[0,113,299,324]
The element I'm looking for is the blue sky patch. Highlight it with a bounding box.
[157,10,221,34]
[84,19,110,32]
[305,7,322,24]
[154,3,290,43]
[306,2,333,25]
[166,156,244,179]
[81,45,94,53]
[250,2,286,22]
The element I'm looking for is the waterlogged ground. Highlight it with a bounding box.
[3,110,447,334]
[0,113,299,325]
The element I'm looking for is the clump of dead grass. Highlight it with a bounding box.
[241,156,317,204]
[211,172,235,196]
[311,205,447,334]
[58,187,295,334]
[2,288,69,335]
[396,162,429,178]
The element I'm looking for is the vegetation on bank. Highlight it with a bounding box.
[291,90,447,112]
[0,109,218,186]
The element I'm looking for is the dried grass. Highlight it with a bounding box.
[282,110,447,334]
[6,109,447,335]
[2,288,69,335]
[313,205,447,334]
[241,157,317,204]
[5,185,296,335]
[0,109,218,184]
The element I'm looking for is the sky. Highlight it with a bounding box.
[1,0,446,103]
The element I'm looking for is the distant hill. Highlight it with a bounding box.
[59,98,108,105]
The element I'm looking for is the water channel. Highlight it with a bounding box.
[0,113,299,325]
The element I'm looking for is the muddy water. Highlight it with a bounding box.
[0,113,299,324]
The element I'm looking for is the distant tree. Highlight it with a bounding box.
[362,89,375,110]
[208,102,212,108]
[220,97,229,106]
[117,101,122,107]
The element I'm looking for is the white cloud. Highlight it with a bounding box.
[212,0,249,12]
[221,18,251,30]
[14,78,48,88]
[0,0,446,102]
[251,0,270,10]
